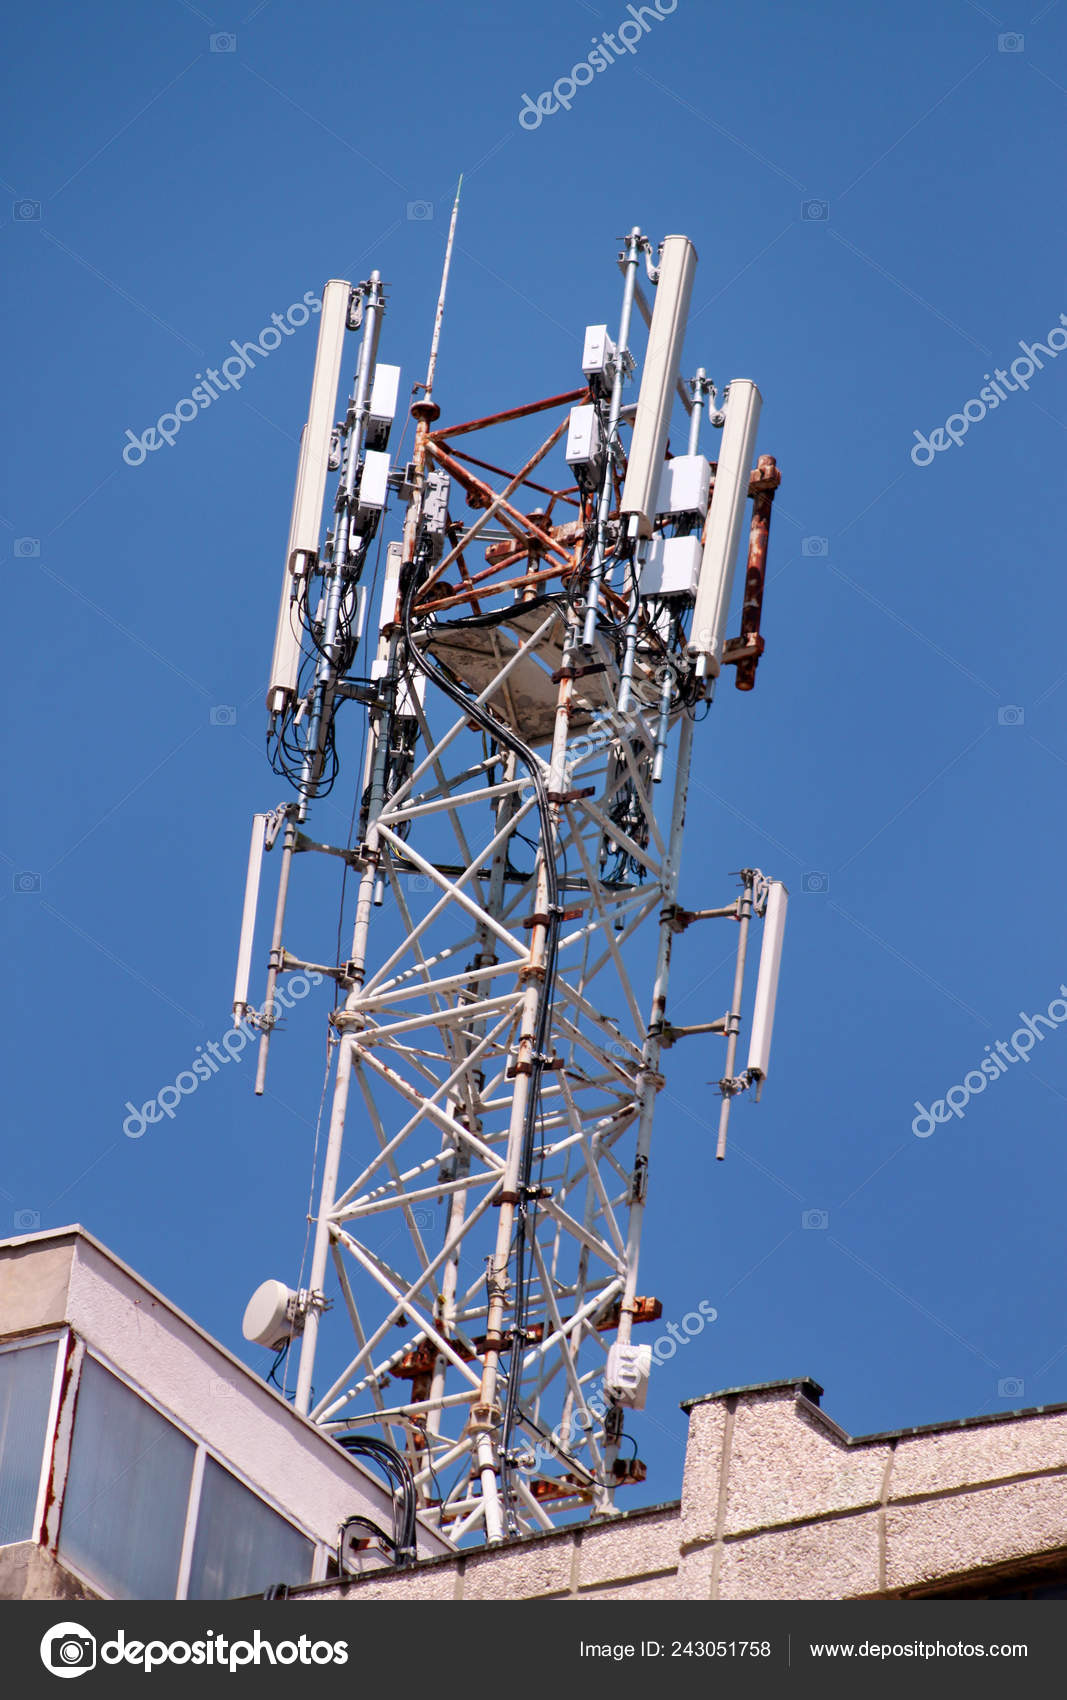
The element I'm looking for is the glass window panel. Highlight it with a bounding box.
[187,1456,313,1600]
[59,1358,194,1599]
[0,1340,58,1544]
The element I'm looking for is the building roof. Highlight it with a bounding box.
[681,1374,1067,1448]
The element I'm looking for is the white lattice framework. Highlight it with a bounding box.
[241,217,784,1546]
[296,595,695,1540]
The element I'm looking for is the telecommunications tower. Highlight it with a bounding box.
[234,198,788,1546]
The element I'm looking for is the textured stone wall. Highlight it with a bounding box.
[299,1501,682,1601]
[295,1377,1067,1602]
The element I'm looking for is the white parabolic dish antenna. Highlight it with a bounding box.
[242,1279,297,1351]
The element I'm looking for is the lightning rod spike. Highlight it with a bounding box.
[423,175,462,404]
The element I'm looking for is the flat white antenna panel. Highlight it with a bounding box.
[267,436,309,715]
[266,279,351,712]
[620,235,697,539]
[688,378,761,675]
[746,879,788,1091]
[233,813,267,1023]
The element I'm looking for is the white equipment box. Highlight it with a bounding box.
[640,533,703,598]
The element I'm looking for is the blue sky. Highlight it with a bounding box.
[5,0,1067,1515]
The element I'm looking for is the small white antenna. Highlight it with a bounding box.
[746,880,789,1093]
[423,175,463,404]
[233,814,267,1024]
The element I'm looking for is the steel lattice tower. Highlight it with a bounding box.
[234,205,789,1546]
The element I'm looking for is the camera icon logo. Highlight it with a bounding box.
[210,704,237,726]
[407,200,434,221]
[801,871,829,895]
[802,1209,829,1230]
[14,1208,41,1232]
[997,704,1024,727]
[15,538,41,557]
[40,1622,97,1678]
[801,199,830,221]
[998,32,1024,51]
[210,32,237,51]
[412,1206,436,1230]
[801,536,829,557]
[408,874,433,894]
[13,871,41,894]
[997,1376,1025,1398]
[13,199,41,221]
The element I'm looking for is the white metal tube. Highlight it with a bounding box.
[338,1170,499,1222]
[294,1031,351,1414]
[615,710,696,1349]
[351,957,521,1011]
[342,992,517,1044]
[687,368,708,456]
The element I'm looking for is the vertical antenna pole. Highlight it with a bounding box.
[294,189,464,1417]
[294,625,401,1416]
[396,176,463,594]
[604,708,697,1491]
[582,228,643,649]
[425,176,463,406]
[687,368,709,456]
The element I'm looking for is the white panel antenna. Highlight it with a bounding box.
[620,235,698,538]
[267,447,310,718]
[233,813,266,1024]
[266,279,351,714]
[688,378,762,677]
[746,880,788,1093]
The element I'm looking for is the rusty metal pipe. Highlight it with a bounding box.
[734,455,778,692]
[429,386,589,441]
[440,445,581,508]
